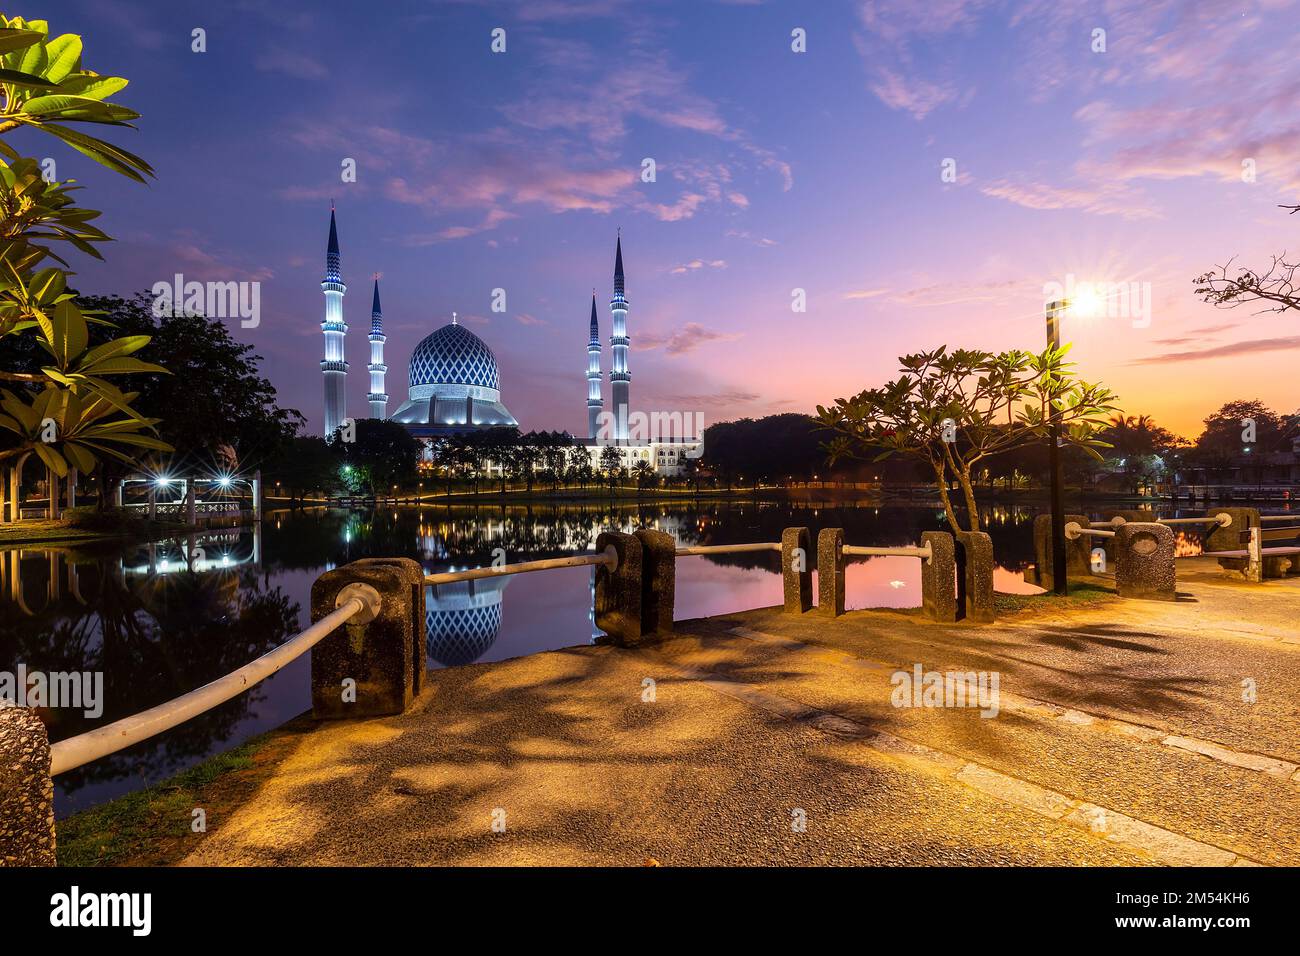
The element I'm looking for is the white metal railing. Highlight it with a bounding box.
[49,596,370,776]
[844,543,934,561]
[1066,522,1115,540]
[424,547,617,586]
[1090,513,1232,529]
[675,542,780,556]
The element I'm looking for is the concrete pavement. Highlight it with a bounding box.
[180,557,1299,866]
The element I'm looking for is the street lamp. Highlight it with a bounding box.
[1045,299,1068,595]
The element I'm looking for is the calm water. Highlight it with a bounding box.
[2,500,1049,815]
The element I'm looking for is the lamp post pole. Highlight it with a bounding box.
[1046,299,1068,595]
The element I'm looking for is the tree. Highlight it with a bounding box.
[817,345,1118,532]
[4,293,303,484]
[598,444,622,492]
[632,458,654,493]
[331,419,421,496]
[1196,205,1300,314]
[565,444,592,489]
[0,16,169,505]
[701,413,828,488]
[263,435,337,504]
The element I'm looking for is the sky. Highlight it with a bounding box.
[22,0,1300,440]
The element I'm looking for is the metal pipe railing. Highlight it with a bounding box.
[424,547,617,586]
[674,542,780,556]
[1066,521,1114,539]
[843,543,933,561]
[1260,515,1300,523]
[50,596,368,776]
[1091,513,1231,528]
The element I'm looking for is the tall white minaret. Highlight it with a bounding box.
[367,276,388,419]
[587,291,602,438]
[320,205,348,438]
[609,232,630,440]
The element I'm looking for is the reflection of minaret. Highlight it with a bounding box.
[609,232,630,440]
[320,204,348,438]
[367,277,388,419]
[426,577,509,667]
[587,291,602,438]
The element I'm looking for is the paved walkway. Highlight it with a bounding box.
[182,557,1300,866]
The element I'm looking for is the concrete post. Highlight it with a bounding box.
[920,531,957,623]
[0,706,56,866]
[634,528,675,637]
[1114,522,1177,601]
[781,527,812,614]
[310,560,419,719]
[594,531,643,646]
[185,479,196,526]
[954,530,995,623]
[252,470,263,523]
[1030,513,1092,590]
[353,557,428,696]
[67,469,76,510]
[113,479,123,509]
[817,527,845,617]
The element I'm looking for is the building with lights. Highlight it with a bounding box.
[317,211,697,474]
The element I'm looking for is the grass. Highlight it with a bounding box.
[56,736,268,867]
[994,582,1120,614]
[0,510,190,546]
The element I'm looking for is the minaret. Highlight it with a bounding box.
[609,232,630,440]
[367,276,388,419]
[320,205,348,438]
[587,291,603,438]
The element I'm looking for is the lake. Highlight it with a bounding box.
[3,499,1051,815]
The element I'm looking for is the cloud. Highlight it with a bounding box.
[980,179,1159,220]
[669,259,727,275]
[843,288,890,300]
[634,323,742,355]
[255,47,328,80]
[1129,336,1300,365]
[868,67,961,119]
[514,313,547,326]
[654,389,761,408]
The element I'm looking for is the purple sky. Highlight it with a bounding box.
[28,0,1300,439]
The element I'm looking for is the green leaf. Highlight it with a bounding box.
[0,66,51,86]
[48,299,88,366]
[42,33,81,84]
[78,356,168,376]
[22,93,139,122]
[53,73,127,101]
[36,122,153,181]
[33,439,68,477]
[27,266,65,303]
[77,334,149,368]
[0,27,43,54]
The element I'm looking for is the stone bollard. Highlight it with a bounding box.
[1114,522,1177,601]
[354,557,428,697]
[920,531,957,623]
[1030,513,1093,590]
[311,560,419,719]
[1202,508,1260,580]
[595,531,644,646]
[634,528,676,637]
[954,530,995,623]
[817,527,845,617]
[0,706,56,866]
[1098,510,1155,565]
[782,526,812,614]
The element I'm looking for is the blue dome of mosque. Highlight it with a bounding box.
[409,322,500,391]
[426,601,502,667]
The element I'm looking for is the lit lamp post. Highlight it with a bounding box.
[1045,299,1068,595]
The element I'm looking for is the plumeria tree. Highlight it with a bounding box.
[816,345,1118,533]
[0,13,168,513]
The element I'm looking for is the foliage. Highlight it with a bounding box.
[0,13,165,487]
[1195,205,1300,315]
[330,418,422,494]
[817,346,1119,532]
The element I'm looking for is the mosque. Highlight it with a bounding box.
[318,208,701,475]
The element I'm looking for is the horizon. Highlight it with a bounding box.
[28,0,1300,441]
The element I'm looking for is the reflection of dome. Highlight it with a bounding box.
[410,323,499,390]
[426,576,508,667]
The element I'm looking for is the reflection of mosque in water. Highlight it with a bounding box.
[425,577,510,667]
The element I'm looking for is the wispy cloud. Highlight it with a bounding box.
[635,323,741,355]
[1130,336,1300,365]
